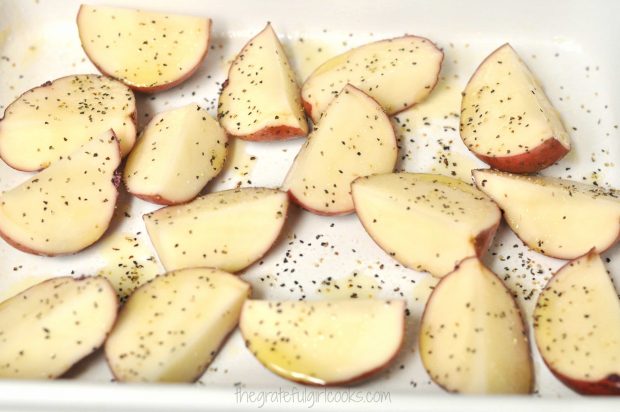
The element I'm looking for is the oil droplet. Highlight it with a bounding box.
[316,272,380,299]
[286,38,336,82]
[401,77,462,123]
[0,29,10,49]
[412,274,439,304]
[217,138,257,185]
[96,232,160,299]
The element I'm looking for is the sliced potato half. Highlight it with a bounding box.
[77,5,211,92]
[144,188,288,272]
[240,299,405,385]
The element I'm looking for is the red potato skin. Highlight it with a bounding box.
[131,193,179,206]
[0,132,122,257]
[218,25,309,141]
[76,6,212,93]
[473,137,569,174]
[534,250,620,395]
[287,189,354,217]
[0,76,137,172]
[105,269,251,383]
[472,169,620,259]
[301,35,444,123]
[460,43,570,174]
[473,221,500,258]
[549,367,620,395]
[419,257,534,393]
[239,300,406,387]
[143,189,290,273]
[230,125,308,142]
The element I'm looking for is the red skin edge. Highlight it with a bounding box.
[302,34,444,123]
[474,137,569,174]
[218,24,309,141]
[2,275,120,379]
[287,190,353,217]
[461,43,570,174]
[105,270,251,383]
[229,125,308,142]
[418,256,534,394]
[472,169,620,259]
[239,300,406,387]
[0,131,123,256]
[534,249,620,395]
[0,76,137,172]
[285,85,398,216]
[142,189,291,273]
[76,6,212,94]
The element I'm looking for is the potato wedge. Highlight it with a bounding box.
[218,24,308,141]
[302,35,443,122]
[420,258,533,394]
[124,104,227,205]
[534,251,620,395]
[283,85,397,215]
[0,130,121,255]
[0,276,118,379]
[352,173,500,277]
[77,5,211,92]
[144,188,288,272]
[240,299,405,385]
[473,169,620,259]
[0,74,135,171]
[461,44,570,173]
[106,267,250,382]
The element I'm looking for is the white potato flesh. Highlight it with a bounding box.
[461,45,569,163]
[77,5,211,92]
[106,268,250,382]
[218,24,308,140]
[302,36,443,122]
[473,169,620,259]
[0,276,118,379]
[124,104,227,205]
[420,258,533,394]
[352,173,500,277]
[0,130,121,256]
[534,251,620,393]
[144,188,288,272]
[240,299,404,385]
[0,75,135,171]
[283,85,397,215]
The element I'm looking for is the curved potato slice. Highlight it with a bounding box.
[240,299,405,385]
[77,5,211,92]
[0,130,121,255]
[106,267,250,382]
